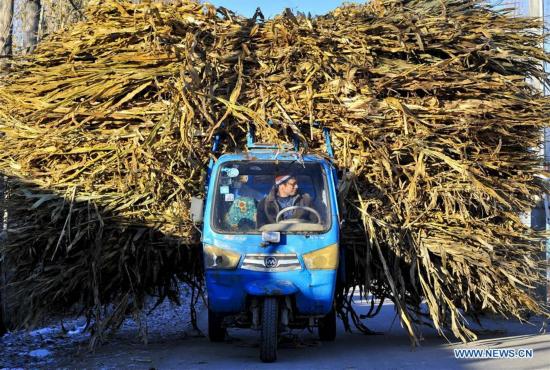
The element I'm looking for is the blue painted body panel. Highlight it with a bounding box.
[206,269,337,314]
[202,150,341,316]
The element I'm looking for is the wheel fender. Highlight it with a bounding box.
[245,280,299,296]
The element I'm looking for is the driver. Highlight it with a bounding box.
[257,175,314,227]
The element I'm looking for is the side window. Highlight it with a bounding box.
[312,173,329,226]
[296,175,315,201]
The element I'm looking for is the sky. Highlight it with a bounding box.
[205,0,357,18]
[206,0,550,19]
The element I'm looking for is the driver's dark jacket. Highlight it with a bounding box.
[256,188,314,228]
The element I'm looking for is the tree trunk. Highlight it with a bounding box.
[22,0,41,54]
[0,0,14,64]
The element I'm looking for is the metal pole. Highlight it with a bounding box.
[543,0,550,305]
[527,0,548,304]
[0,175,6,336]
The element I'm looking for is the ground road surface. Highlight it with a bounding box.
[56,294,550,370]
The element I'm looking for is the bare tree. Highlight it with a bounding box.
[0,0,14,64]
[21,0,41,54]
[39,0,87,37]
[0,0,13,337]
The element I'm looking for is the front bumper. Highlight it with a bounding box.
[206,268,337,315]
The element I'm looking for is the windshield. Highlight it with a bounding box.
[211,161,331,234]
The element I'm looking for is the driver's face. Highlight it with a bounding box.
[280,179,298,197]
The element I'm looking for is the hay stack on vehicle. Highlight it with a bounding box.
[0,0,548,344]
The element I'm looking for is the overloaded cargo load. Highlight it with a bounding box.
[0,0,548,345]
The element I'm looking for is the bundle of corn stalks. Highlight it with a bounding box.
[0,0,549,345]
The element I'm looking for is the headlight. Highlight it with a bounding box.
[303,244,339,270]
[203,244,241,270]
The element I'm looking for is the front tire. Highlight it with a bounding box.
[208,309,226,342]
[318,308,336,341]
[260,297,278,363]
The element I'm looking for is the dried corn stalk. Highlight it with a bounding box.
[0,0,549,345]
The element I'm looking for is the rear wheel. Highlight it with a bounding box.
[260,297,278,363]
[208,309,226,342]
[318,308,336,341]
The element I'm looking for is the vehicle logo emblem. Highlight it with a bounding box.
[264,256,278,268]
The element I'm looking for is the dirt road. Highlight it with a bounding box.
[60,298,549,370]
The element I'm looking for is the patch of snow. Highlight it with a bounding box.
[28,349,51,358]
[29,327,57,337]
[67,325,86,336]
[0,283,198,368]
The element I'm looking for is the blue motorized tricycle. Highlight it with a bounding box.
[192,127,342,362]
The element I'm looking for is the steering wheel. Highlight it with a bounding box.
[275,206,321,224]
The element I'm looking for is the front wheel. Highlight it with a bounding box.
[208,309,226,342]
[260,297,278,363]
[318,308,336,341]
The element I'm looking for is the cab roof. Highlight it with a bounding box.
[216,150,330,164]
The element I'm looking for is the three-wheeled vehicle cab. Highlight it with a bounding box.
[198,137,341,363]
